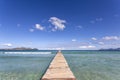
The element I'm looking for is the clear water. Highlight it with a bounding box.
[0,51,120,80]
[0,52,55,80]
[63,51,120,80]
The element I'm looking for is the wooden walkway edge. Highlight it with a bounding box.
[41,51,76,80]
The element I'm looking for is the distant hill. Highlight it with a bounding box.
[99,48,120,51]
[0,47,38,51]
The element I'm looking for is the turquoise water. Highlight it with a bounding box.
[0,52,55,80]
[0,51,120,80]
[63,51,120,80]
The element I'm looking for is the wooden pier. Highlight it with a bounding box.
[41,51,76,80]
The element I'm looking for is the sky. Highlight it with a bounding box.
[0,0,120,50]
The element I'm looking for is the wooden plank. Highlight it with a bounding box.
[41,51,76,80]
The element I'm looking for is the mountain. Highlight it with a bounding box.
[99,48,120,51]
[0,47,38,51]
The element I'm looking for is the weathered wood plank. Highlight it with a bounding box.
[41,51,76,80]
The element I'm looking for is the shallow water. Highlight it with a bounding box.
[0,51,120,80]
[63,51,120,80]
[0,53,55,80]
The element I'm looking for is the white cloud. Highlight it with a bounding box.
[96,18,103,21]
[17,24,20,27]
[49,17,66,31]
[102,36,119,40]
[90,20,95,24]
[29,29,34,32]
[2,43,12,47]
[72,39,77,42]
[98,42,104,45]
[51,28,56,32]
[79,45,96,49]
[77,25,83,29]
[90,17,103,24]
[28,42,32,44]
[55,47,65,50]
[35,24,44,31]
[114,14,120,17]
[41,47,65,50]
[91,37,97,40]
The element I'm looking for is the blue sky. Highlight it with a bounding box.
[0,0,120,50]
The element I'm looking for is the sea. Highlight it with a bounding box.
[0,50,120,80]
